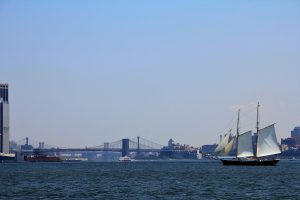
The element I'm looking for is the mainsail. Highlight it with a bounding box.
[223,137,235,155]
[237,131,254,158]
[215,129,231,152]
[257,124,281,157]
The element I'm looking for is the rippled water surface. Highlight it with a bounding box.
[0,160,299,199]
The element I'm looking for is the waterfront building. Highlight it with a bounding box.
[21,137,33,151]
[201,144,218,156]
[0,83,9,153]
[291,127,300,148]
[160,139,198,159]
[281,137,296,148]
[291,127,300,138]
[168,139,174,148]
[281,126,300,151]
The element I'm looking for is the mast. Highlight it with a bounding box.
[255,102,260,158]
[236,109,240,158]
[237,109,240,136]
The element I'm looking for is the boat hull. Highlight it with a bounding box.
[25,155,62,162]
[119,156,132,162]
[221,159,279,166]
[0,155,15,163]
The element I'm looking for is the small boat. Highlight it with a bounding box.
[0,153,15,162]
[288,157,297,162]
[216,102,281,166]
[119,156,132,162]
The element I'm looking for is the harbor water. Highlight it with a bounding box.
[0,160,299,199]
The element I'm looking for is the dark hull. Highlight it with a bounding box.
[221,159,279,166]
[25,156,62,162]
[0,155,15,163]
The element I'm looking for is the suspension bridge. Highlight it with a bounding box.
[13,136,166,157]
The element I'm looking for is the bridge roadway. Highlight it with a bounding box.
[34,148,161,153]
[32,148,196,153]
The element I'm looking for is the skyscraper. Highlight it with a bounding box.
[291,126,300,147]
[0,84,9,153]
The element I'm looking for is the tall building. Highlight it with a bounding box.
[291,127,300,138]
[291,126,300,148]
[0,84,9,153]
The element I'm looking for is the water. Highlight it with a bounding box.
[0,160,299,199]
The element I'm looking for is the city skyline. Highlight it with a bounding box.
[1,1,300,147]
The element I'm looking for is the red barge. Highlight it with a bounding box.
[25,155,62,162]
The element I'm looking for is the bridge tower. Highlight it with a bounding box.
[137,136,140,156]
[122,138,129,157]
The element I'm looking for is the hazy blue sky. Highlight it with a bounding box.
[1,1,299,147]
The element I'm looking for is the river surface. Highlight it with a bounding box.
[0,160,299,199]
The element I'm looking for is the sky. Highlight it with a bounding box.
[0,0,299,148]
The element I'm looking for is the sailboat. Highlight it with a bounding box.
[219,102,281,166]
[215,129,235,157]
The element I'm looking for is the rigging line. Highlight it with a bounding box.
[238,110,258,132]
[241,112,256,123]
[220,113,236,135]
[240,112,255,124]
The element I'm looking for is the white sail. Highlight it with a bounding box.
[257,124,281,157]
[215,129,231,152]
[223,137,235,155]
[237,131,254,158]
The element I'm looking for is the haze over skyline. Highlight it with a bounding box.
[1,1,299,147]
